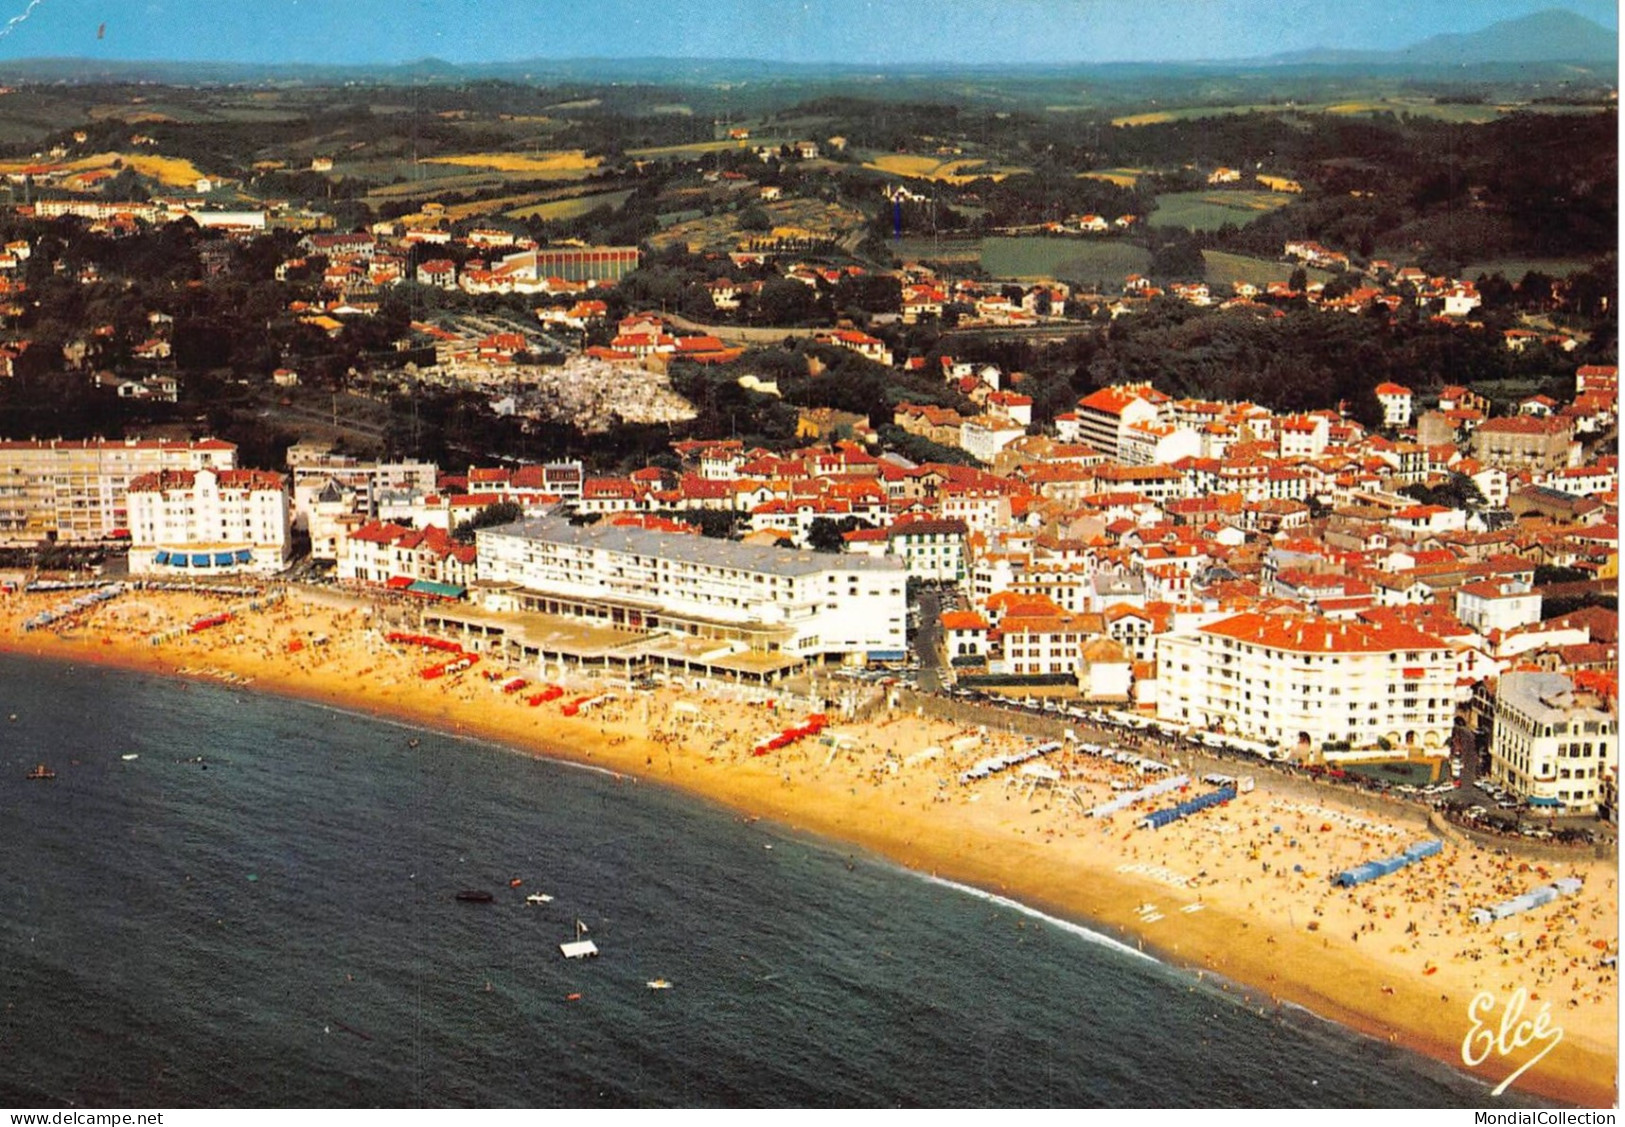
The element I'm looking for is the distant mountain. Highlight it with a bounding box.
[0,8,1614,86]
[1401,8,1616,64]
[1264,9,1616,67]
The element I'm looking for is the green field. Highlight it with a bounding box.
[364,167,590,203]
[890,236,982,264]
[1458,257,1600,280]
[627,139,776,158]
[980,237,1150,283]
[508,189,634,221]
[1151,190,1294,231]
[1203,250,1332,289]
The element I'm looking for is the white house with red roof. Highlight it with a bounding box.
[1373,382,1414,429]
[1388,504,1467,538]
[337,519,476,590]
[985,390,1033,428]
[821,329,893,368]
[1455,579,1542,636]
[416,259,457,289]
[942,609,990,661]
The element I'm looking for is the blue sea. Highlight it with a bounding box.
[0,653,1558,1108]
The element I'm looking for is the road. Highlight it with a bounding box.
[911,586,944,693]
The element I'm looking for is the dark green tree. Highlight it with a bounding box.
[453,500,524,543]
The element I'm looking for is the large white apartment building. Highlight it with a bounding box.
[1488,672,1616,815]
[127,468,292,575]
[1070,385,1163,461]
[1156,612,1455,753]
[0,437,237,544]
[477,515,907,662]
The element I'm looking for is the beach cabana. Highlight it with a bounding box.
[1469,881,1585,926]
[1403,839,1443,862]
[1331,839,1444,888]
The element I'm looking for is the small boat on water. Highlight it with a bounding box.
[121,753,139,761]
[25,764,55,780]
[646,979,672,990]
[525,893,554,904]
[560,919,598,959]
[455,890,494,903]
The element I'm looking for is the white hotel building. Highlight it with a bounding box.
[1488,672,1616,815]
[0,437,237,545]
[476,516,907,663]
[1156,612,1456,753]
[127,468,293,576]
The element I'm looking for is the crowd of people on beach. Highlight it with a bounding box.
[2,580,1616,1081]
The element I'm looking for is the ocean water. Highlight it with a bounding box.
[0,653,1558,1108]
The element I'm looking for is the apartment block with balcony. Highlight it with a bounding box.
[1156,612,1455,754]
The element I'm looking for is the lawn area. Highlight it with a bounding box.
[863,152,1030,184]
[364,169,509,200]
[0,151,209,189]
[1150,190,1294,231]
[1077,168,1148,187]
[890,236,982,264]
[1458,256,1600,281]
[627,139,766,158]
[508,189,634,221]
[980,237,1150,283]
[1203,250,1332,289]
[419,150,602,175]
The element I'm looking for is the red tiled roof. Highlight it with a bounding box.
[1202,612,1448,654]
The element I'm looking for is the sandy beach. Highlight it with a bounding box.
[2,583,1616,1107]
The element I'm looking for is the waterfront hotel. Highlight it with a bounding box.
[476,515,907,664]
[1156,611,1457,754]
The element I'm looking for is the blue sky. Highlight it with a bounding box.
[0,0,1616,65]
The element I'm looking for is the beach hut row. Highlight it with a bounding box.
[422,654,479,680]
[561,692,616,717]
[1468,878,1585,926]
[22,583,129,631]
[527,684,565,706]
[959,740,1063,784]
[1086,774,1191,819]
[754,713,830,756]
[1138,785,1238,831]
[387,631,464,653]
[143,581,267,597]
[146,592,284,646]
[1071,741,1171,775]
[1331,839,1444,888]
[27,579,122,593]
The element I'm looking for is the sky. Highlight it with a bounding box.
[0,0,1615,66]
